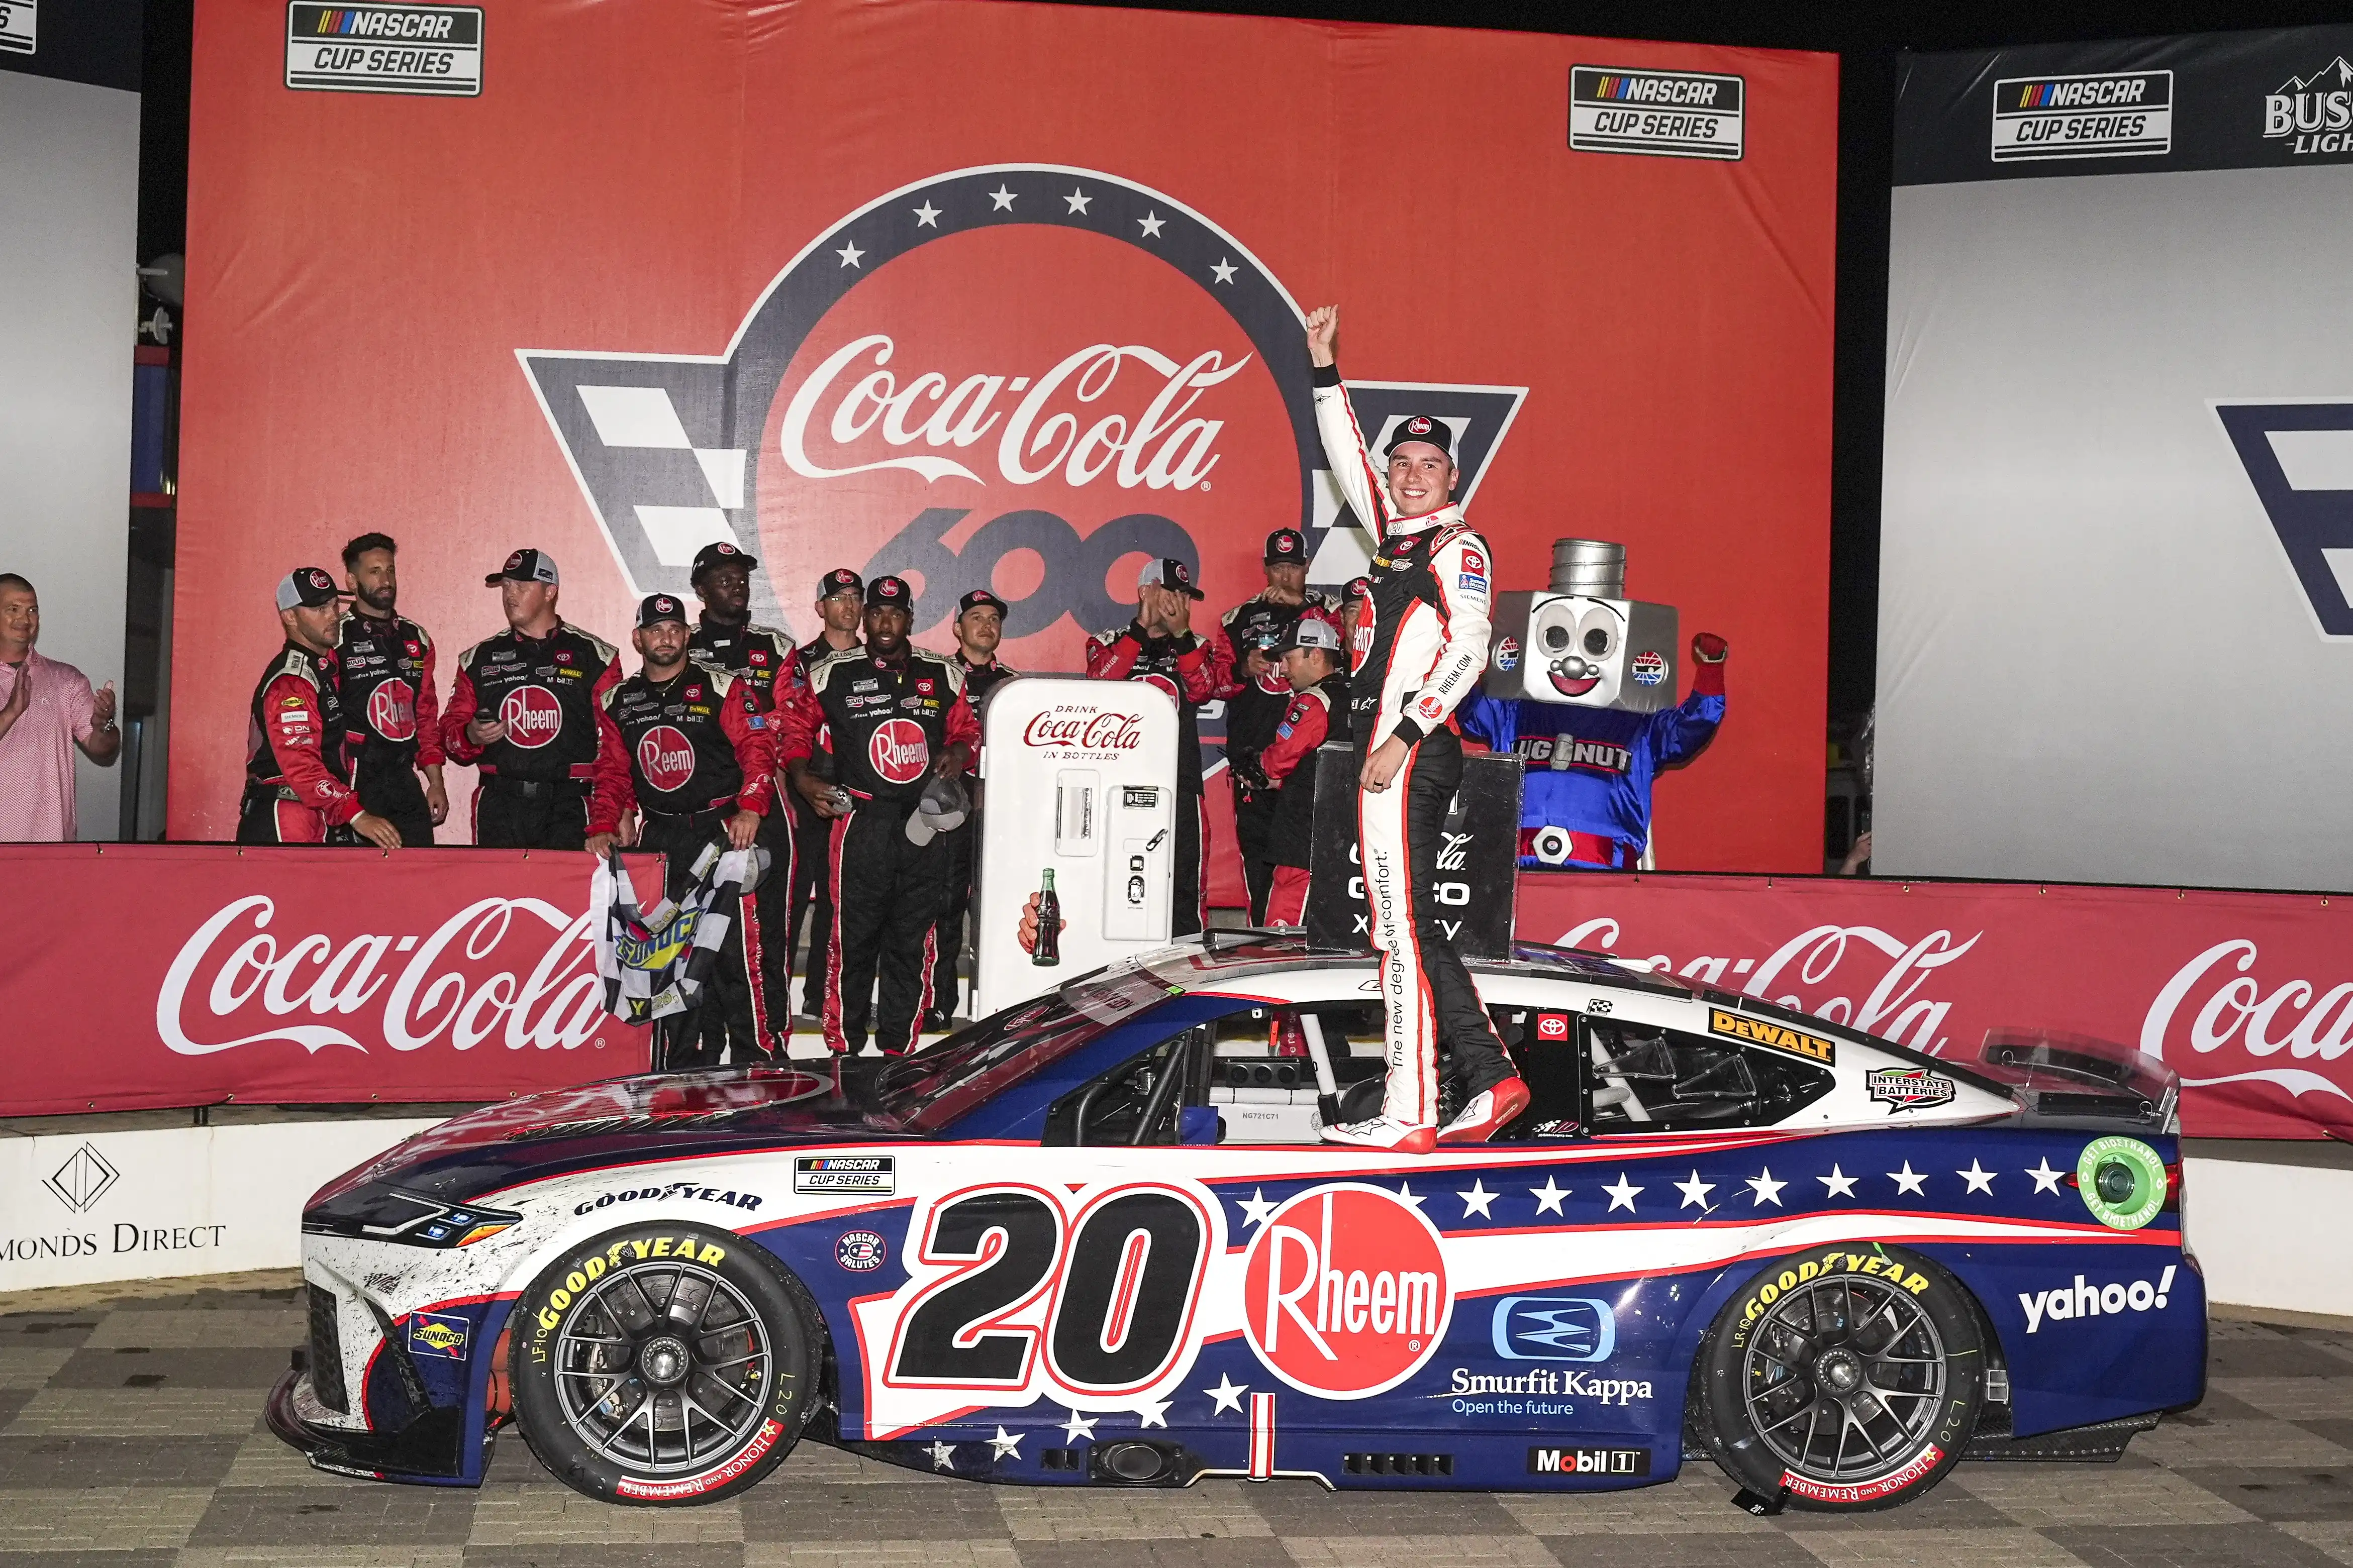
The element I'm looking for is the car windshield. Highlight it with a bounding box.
[870,959,1187,1132]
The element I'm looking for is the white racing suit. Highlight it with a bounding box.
[1314,365,1518,1135]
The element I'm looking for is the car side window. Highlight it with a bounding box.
[1043,1002,1393,1147]
[1583,1019,1833,1133]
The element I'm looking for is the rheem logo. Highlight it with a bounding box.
[368,678,417,742]
[1241,1184,1451,1399]
[500,686,564,748]
[868,717,930,784]
[636,725,695,793]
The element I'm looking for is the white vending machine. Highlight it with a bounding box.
[969,676,1181,1019]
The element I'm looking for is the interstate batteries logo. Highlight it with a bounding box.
[1570,66,1744,160]
[1991,71,2172,161]
[284,4,482,96]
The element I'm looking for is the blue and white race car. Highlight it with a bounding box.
[269,935,2203,1512]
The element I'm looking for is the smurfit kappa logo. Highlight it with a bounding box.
[517,164,1522,635]
[45,1144,122,1214]
[2214,402,2353,637]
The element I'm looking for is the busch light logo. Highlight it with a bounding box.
[2216,401,2353,636]
[2263,57,2353,157]
[367,678,417,741]
[1241,1185,1450,1400]
[635,725,695,793]
[499,685,563,748]
[1491,1294,1616,1362]
[867,717,929,784]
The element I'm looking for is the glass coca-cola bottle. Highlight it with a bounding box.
[1033,868,1061,967]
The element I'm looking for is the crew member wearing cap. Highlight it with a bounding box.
[1228,613,1351,927]
[687,539,806,1048]
[926,588,1018,1027]
[789,566,868,1015]
[1305,303,1526,1152]
[1084,558,1233,936]
[1219,528,1339,923]
[777,576,980,1055]
[237,568,403,849]
[587,594,780,1068]
[440,550,622,849]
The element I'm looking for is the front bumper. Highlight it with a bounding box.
[267,1358,483,1487]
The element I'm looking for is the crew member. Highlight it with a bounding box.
[790,566,867,1015]
[334,532,446,846]
[1460,634,1729,869]
[238,567,402,850]
[441,549,621,849]
[1220,529,1337,923]
[779,576,979,1056]
[1307,304,1525,1152]
[1229,613,1349,927]
[588,593,779,1068]
[1084,558,1232,936]
[927,588,1017,1027]
[687,539,805,1049]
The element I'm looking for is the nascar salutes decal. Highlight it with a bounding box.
[1571,66,1744,160]
[284,4,483,96]
[1708,1006,1835,1065]
[1991,71,2172,162]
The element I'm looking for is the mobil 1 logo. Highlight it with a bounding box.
[0,0,34,57]
[285,3,482,96]
[1991,71,2172,162]
[1570,67,1743,161]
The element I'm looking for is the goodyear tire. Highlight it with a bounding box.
[1695,1243,1983,1511]
[511,1222,821,1505]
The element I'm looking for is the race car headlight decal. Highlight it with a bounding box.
[302,1182,521,1248]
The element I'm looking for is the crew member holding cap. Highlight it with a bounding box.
[788,566,867,1015]
[1229,611,1350,927]
[777,575,979,1055]
[588,593,780,1068]
[687,539,806,1049]
[238,568,403,849]
[1220,528,1338,924]
[1085,557,1233,936]
[927,587,1017,1027]
[441,549,622,849]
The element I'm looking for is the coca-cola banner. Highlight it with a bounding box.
[1518,872,2353,1141]
[172,0,1838,880]
[1,846,650,1118]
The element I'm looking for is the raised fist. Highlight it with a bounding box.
[1305,305,1338,369]
[1692,633,1728,664]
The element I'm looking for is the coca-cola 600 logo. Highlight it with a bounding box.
[521,165,1521,669]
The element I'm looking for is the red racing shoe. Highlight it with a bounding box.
[1321,1114,1438,1155]
[1438,1076,1531,1144]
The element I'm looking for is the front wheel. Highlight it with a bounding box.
[511,1222,821,1504]
[1695,1244,1983,1511]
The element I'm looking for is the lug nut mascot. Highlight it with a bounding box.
[1307,305,1527,1153]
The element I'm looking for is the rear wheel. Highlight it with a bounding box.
[1695,1244,1982,1511]
[511,1222,820,1504]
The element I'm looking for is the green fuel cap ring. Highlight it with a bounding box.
[2077,1135,2167,1231]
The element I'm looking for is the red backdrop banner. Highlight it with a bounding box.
[1,846,650,1117]
[175,0,1838,888]
[1515,872,2353,1140]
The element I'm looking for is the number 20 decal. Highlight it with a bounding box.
[885,1182,1215,1399]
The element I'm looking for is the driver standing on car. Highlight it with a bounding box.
[1307,304,1527,1153]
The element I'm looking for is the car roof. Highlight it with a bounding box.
[1140,931,1704,1002]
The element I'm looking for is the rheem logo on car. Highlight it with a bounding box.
[500,686,563,748]
[1991,71,2172,161]
[1241,1185,1451,1399]
[1570,66,1745,160]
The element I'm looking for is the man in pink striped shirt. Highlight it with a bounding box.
[0,575,119,841]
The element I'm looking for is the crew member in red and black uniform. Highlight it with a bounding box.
[238,567,403,850]
[1229,612,1350,927]
[1219,528,1338,923]
[588,593,779,1068]
[1085,557,1232,936]
[777,576,979,1056]
[333,532,445,846]
[789,566,867,1015]
[926,588,1017,1027]
[440,549,621,849]
[687,539,805,1049]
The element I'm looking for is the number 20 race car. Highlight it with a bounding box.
[269,935,2203,1513]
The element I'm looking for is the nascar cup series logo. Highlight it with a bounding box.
[499,686,563,748]
[1241,1184,1451,1399]
[635,725,695,793]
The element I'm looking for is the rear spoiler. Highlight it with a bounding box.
[1971,1028,2180,1133]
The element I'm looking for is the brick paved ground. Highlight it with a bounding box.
[3,1275,2348,1568]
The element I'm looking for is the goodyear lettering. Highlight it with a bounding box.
[1708,1006,1835,1064]
[573,1183,766,1216]
[1740,1248,1934,1327]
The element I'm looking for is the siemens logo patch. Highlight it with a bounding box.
[285,3,483,95]
[1992,71,2172,161]
[795,1156,896,1195]
[1570,66,1744,161]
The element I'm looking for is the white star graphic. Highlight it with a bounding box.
[1819,1164,1859,1199]
[987,1426,1022,1460]
[929,1439,957,1470]
[1603,1173,1642,1213]
[1064,187,1092,214]
[1530,1176,1570,1215]
[1235,1188,1279,1228]
[1889,1162,1929,1196]
[1395,1181,1427,1209]
[2027,1158,2066,1195]
[1137,210,1166,238]
[1457,1179,1498,1219]
[1059,1408,1097,1443]
[1135,1397,1171,1429]
[1204,1374,1248,1416]
[1675,1169,1716,1210]
[1210,257,1238,284]
[989,184,1017,210]
[1745,1167,1787,1207]
[1959,1160,1996,1195]
[912,201,941,228]
[835,241,865,269]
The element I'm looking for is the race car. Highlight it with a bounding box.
[269,934,2203,1512]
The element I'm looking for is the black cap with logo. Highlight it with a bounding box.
[1383,415,1454,461]
[866,575,913,610]
[957,588,1009,618]
[691,540,758,579]
[485,548,560,587]
[276,567,341,611]
[636,593,689,629]
[817,567,863,601]
[1138,557,1206,601]
[1264,528,1307,564]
